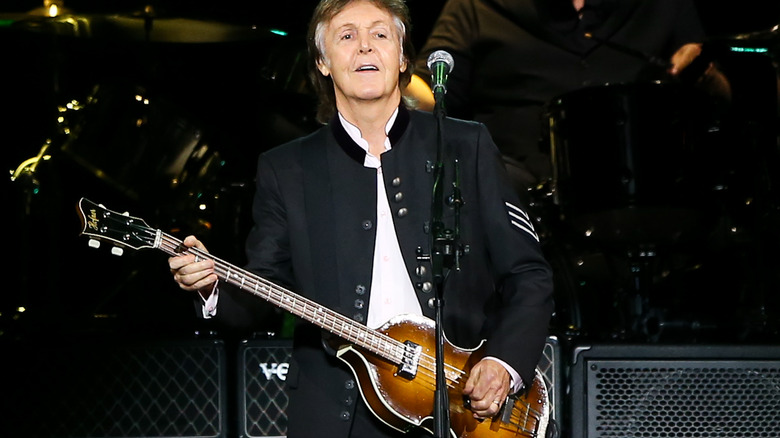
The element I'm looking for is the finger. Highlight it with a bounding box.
[172,260,216,288]
[183,235,208,252]
[469,396,505,419]
[175,269,217,291]
[169,253,196,271]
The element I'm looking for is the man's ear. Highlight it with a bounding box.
[317,58,331,77]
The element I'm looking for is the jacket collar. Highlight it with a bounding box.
[329,105,411,165]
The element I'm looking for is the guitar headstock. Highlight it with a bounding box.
[76,198,158,255]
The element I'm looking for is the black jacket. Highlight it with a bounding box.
[212,106,554,437]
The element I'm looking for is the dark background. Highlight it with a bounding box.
[1,2,779,438]
[1,0,779,342]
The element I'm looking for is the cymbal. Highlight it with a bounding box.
[710,24,779,55]
[726,24,779,43]
[99,14,268,43]
[4,12,270,43]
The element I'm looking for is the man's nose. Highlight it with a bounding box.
[359,36,372,53]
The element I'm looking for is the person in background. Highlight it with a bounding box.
[167,0,554,437]
[406,0,731,196]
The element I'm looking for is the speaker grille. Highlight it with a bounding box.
[238,339,292,438]
[3,338,227,438]
[572,345,780,438]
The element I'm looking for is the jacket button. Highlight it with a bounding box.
[422,281,433,293]
[394,192,404,202]
[353,313,364,322]
[354,299,364,309]
[362,220,372,230]
[340,411,351,421]
[355,284,366,295]
[397,208,408,217]
[428,297,436,309]
[415,266,427,277]
[392,177,401,187]
[345,379,355,389]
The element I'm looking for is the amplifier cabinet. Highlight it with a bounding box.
[2,338,227,438]
[570,344,780,438]
[238,339,292,438]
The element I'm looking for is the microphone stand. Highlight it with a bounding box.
[430,87,463,438]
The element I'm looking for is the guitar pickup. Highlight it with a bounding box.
[397,340,422,379]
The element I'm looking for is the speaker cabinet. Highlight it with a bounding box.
[2,337,227,438]
[238,339,292,438]
[570,344,780,438]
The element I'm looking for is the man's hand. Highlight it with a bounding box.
[168,235,217,298]
[462,359,512,419]
[669,42,703,76]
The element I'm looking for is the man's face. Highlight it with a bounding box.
[316,1,406,106]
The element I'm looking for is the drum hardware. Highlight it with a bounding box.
[540,80,770,342]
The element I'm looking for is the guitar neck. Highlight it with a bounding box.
[154,231,406,363]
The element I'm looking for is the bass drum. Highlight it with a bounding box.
[543,82,724,247]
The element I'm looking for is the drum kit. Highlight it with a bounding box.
[538,25,780,344]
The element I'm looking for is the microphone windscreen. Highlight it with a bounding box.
[427,50,454,73]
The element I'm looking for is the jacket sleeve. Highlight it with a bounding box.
[473,123,555,387]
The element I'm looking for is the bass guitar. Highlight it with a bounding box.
[76,197,551,438]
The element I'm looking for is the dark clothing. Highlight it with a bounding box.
[211,107,554,437]
[415,0,706,185]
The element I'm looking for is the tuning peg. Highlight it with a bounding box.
[111,247,124,256]
[88,239,100,249]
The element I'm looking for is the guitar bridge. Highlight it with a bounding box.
[397,341,422,379]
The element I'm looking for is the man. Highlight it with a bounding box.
[168,0,554,437]
[406,0,731,194]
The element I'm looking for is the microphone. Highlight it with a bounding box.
[427,50,454,101]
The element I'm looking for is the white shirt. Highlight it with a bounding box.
[337,110,423,329]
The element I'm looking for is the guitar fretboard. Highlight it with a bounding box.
[155,230,409,365]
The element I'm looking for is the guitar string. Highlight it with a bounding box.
[151,229,545,430]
